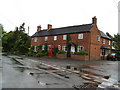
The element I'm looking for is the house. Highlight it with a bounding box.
[31,16,112,60]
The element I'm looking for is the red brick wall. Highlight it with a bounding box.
[89,25,101,60]
[100,38,112,49]
[31,32,91,51]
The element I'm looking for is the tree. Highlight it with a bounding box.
[2,23,31,55]
[106,32,113,40]
[113,34,120,50]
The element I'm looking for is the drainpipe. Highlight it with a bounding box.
[89,32,91,61]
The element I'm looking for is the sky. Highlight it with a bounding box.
[0,0,119,36]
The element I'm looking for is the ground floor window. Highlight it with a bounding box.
[58,45,61,51]
[62,46,67,52]
[101,49,111,56]
[42,45,45,50]
[77,46,84,52]
[48,45,51,50]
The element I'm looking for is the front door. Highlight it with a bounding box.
[71,46,75,53]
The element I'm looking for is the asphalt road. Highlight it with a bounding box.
[1,54,120,89]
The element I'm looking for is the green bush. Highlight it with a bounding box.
[58,50,66,54]
[26,52,33,56]
[53,47,59,56]
[36,51,48,57]
[74,50,88,55]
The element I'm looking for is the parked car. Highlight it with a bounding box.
[115,53,120,61]
[107,53,120,61]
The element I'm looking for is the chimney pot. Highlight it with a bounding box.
[48,24,52,30]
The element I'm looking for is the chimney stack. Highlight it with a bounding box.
[92,16,97,25]
[37,25,41,31]
[47,24,52,30]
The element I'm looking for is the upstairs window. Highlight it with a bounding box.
[102,39,105,44]
[77,46,84,52]
[97,35,100,41]
[63,35,67,40]
[45,36,48,41]
[62,46,67,52]
[78,34,83,39]
[54,36,57,41]
[34,37,38,42]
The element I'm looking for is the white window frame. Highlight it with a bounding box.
[62,46,67,52]
[45,36,48,41]
[34,37,38,42]
[78,34,83,39]
[97,35,100,41]
[109,40,111,45]
[58,45,61,50]
[54,36,57,41]
[42,45,45,50]
[63,35,67,40]
[103,39,105,44]
[77,46,84,52]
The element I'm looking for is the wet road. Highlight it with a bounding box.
[2,55,79,88]
[1,54,120,88]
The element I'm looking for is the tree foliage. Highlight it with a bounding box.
[113,34,120,50]
[2,23,31,55]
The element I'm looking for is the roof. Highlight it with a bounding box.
[101,45,110,49]
[31,24,94,37]
[99,30,111,40]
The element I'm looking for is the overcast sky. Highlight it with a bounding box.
[0,0,119,36]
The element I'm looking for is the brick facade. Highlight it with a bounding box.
[31,17,112,60]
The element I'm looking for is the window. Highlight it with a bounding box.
[77,46,84,52]
[58,45,61,50]
[34,46,37,52]
[62,46,67,52]
[109,40,111,45]
[78,34,83,39]
[34,37,38,42]
[32,38,34,40]
[63,35,67,40]
[102,39,105,44]
[54,36,57,41]
[97,35,100,41]
[45,36,48,41]
[48,45,51,50]
[42,45,45,50]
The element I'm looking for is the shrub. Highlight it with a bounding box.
[74,50,88,55]
[26,52,33,56]
[58,50,66,54]
[36,52,44,57]
[36,51,48,57]
[53,47,59,56]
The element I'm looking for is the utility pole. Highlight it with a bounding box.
[28,26,29,35]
